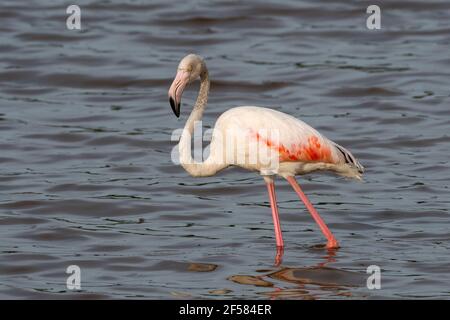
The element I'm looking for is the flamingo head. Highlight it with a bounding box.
[168,54,206,117]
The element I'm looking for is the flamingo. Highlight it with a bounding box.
[168,54,364,253]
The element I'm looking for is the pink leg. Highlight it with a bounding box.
[265,179,284,248]
[286,176,339,249]
[274,246,284,267]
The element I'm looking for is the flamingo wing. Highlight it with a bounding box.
[214,106,364,174]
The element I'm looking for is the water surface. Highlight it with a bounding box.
[0,0,449,299]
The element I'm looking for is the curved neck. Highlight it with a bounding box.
[184,71,209,134]
[178,70,225,177]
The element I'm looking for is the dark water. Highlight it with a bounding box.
[0,0,449,299]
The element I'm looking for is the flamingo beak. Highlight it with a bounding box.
[168,70,190,118]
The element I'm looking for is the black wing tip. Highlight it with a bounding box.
[335,143,364,173]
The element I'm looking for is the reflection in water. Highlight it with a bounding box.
[209,288,232,295]
[229,249,365,299]
[228,275,273,287]
[188,263,218,272]
[265,266,363,299]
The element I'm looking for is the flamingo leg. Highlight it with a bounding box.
[286,176,339,249]
[265,179,284,248]
[274,246,284,267]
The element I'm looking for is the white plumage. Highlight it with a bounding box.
[209,106,364,178]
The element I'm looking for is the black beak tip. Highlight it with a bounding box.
[169,97,180,118]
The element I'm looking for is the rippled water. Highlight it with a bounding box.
[1,0,449,299]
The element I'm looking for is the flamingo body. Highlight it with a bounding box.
[210,106,363,178]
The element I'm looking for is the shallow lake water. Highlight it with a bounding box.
[0,0,449,299]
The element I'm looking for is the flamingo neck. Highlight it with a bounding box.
[178,71,224,177]
[184,71,209,136]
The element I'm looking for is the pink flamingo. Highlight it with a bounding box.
[168,54,364,251]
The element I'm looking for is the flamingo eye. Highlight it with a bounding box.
[177,65,193,72]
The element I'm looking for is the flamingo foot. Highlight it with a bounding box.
[326,239,340,249]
